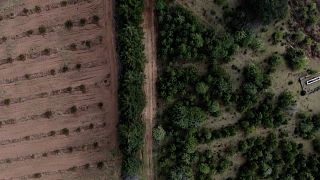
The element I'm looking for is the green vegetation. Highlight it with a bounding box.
[285,47,308,70]
[116,0,146,178]
[295,113,320,139]
[238,134,320,179]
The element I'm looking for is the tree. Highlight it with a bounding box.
[153,125,166,142]
[278,91,295,109]
[199,163,210,174]
[169,104,207,129]
[196,82,209,95]
[246,0,288,24]
[312,138,320,153]
[285,48,308,70]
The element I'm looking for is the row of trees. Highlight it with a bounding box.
[116,0,146,178]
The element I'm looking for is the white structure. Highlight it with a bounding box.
[306,76,320,85]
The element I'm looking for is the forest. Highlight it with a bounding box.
[153,0,320,179]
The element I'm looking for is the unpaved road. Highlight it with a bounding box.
[142,0,157,179]
[0,0,120,179]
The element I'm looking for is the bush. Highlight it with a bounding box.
[312,138,320,153]
[92,15,100,23]
[65,20,73,29]
[34,6,41,13]
[61,128,69,135]
[3,99,10,105]
[38,25,46,34]
[79,18,86,26]
[153,126,166,142]
[70,106,77,113]
[246,0,288,24]
[278,91,295,109]
[285,47,308,70]
[44,110,53,118]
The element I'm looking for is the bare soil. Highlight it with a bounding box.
[0,0,120,179]
[142,0,157,179]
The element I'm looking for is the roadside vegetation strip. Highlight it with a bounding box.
[116,0,146,178]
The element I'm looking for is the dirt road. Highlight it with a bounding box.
[142,0,157,179]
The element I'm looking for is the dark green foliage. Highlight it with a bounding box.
[246,0,288,25]
[267,53,282,73]
[237,64,271,112]
[167,103,207,129]
[118,119,145,156]
[122,156,142,177]
[285,47,308,70]
[277,91,295,109]
[237,134,320,180]
[118,25,145,72]
[116,0,145,177]
[198,125,237,143]
[156,4,236,62]
[312,138,320,153]
[295,113,320,139]
[117,0,143,27]
[239,93,291,134]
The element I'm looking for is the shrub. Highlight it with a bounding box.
[34,6,41,13]
[153,126,166,142]
[79,18,86,26]
[18,54,26,61]
[64,20,73,29]
[44,110,53,118]
[278,91,295,109]
[50,69,56,75]
[62,65,69,72]
[79,84,86,93]
[285,48,308,70]
[92,15,100,23]
[70,43,77,50]
[61,128,69,135]
[38,25,46,34]
[60,1,67,7]
[98,102,104,109]
[97,161,104,169]
[70,106,77,113]
[25,74,31,79]
[3,99,10,105]
[312,138,320,153]
[85,40,91,48]
[75,63,81,70]
[42,48,50,55]
[6,57,13,63]
[27,29,34,35]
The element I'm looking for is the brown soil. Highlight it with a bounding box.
[142,0,157,179]
[0,0,120,179]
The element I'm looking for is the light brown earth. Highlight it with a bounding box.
[142,0,157,179]
[0,0,120,179]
